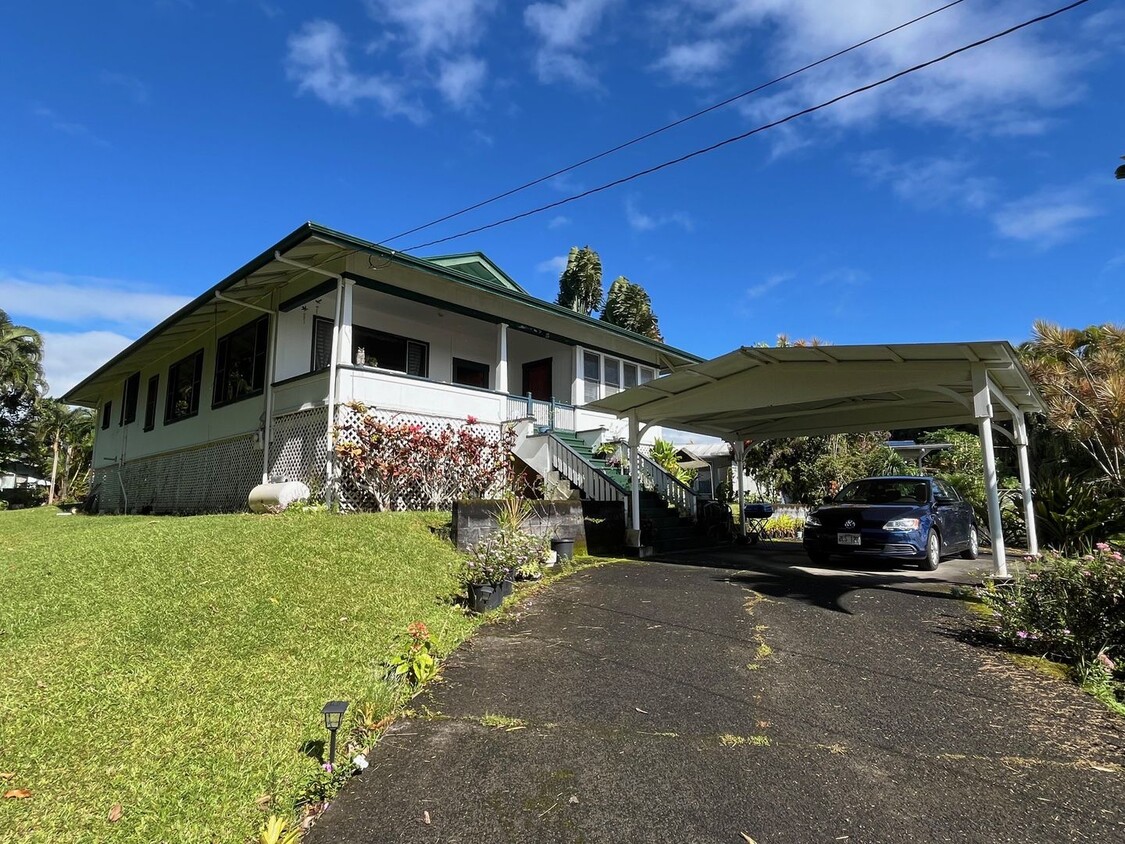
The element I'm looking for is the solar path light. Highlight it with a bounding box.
[321,700,349,768]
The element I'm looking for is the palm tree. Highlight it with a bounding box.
[59,408,94,502]
[0,308,44,397]
[34,399,87,504]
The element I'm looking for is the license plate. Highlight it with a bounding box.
[837,533,861,546]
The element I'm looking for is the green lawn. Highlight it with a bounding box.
[0,507,481,842]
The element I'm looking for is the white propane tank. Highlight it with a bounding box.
[248,481,311,514]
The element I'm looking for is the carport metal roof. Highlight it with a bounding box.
[588,341,1047,577]
[587,341,1046,442]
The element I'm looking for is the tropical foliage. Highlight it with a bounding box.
[600,275,663,341]
[649,438,696,486]
[555,245,603,315]
[34,399,95,503]
[742,432,908,505]
[334,406,514,511]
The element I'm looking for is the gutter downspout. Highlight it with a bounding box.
[272,252,346,507]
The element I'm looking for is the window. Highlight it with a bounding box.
[581,350,655,402]
[453,358,490,389]
[213,316,268,407]
[165,349,204,424]
[583,351,600,403]
[311,316,333,371]
[353,326,428,377]
[120,372,140,425]
[604,357,621,394]
[143,375,159,432]
[100,400,112,430]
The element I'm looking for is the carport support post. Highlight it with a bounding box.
[733,440,746,538]
[1014,414,1039,557]
[628,412,642,549]
[973,371,1007,577]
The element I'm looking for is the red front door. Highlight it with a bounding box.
[521,358,553,402]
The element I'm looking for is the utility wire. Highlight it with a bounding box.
[381,0,969,245]
[405,0,1091,252]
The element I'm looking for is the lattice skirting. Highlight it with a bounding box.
[269,406,330,496]
[91,433,262,515]
[334,404,506,512]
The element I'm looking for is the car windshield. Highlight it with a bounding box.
[834,479,929,505]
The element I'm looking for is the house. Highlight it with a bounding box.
[62,223,703,515]
[674,443,764,500]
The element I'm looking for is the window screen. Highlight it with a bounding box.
[120,372,141,425]
[583,351,601,403]
[144,375,159,431]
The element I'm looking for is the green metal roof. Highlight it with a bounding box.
[62,221,703,405]
[423,252,528,294]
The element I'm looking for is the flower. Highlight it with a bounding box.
[1017,631,1029,639]
[1097,652,1116,672]
[1095,542,1110,551]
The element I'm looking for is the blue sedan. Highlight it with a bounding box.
[802,476,979,570]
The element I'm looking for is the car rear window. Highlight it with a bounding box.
[836,479,930,505]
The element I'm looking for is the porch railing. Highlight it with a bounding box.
[505,394,577,432]
[624,444,698,520]
[547,434,628,509]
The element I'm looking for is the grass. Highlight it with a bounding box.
[0,506,488,843]
[478,713,527,730]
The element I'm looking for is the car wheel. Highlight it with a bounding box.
[960,525,979,560]
[921,530,941,571]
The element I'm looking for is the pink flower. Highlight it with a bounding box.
[1017,631,1029,639]
[1095,542,1110,551]
[1097,652,1116,672]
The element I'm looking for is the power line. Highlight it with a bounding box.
[380,0,970,246]
[405,0,1091,252]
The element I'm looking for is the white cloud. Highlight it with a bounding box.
[524,0,620,87]
[744,272,791,300]
[536,255,568,274]
[992,192,1099,247]
[624,197,693,232]
[100,71,150,105]
[33,106,109,148]
[435,57,487,109]
[547,215,571,229]
[285,20,426,121]
[0,271,189,328]
[673,0,1087,140]
[368,0,494,56]
[857,150,996,211]
[40,331,134,398]
[652,39,730,84]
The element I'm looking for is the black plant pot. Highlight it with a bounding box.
[551,538,575,562]
[499,579,514,598]
[466,582,505,614]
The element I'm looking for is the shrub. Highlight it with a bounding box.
[462,529,549,586]
[979,544,1124,705]
[763,513,803,539]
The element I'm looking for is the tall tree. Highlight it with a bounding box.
[1019,321,1125,495]
[555,246,603,315]
[0,309,44,468]
[34,400,92,504]
[599,276,664,341]
[0,308,43,397]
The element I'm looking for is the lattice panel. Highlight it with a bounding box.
[334,404,506,512]
[269,406,330,496]
[91,433,261,514]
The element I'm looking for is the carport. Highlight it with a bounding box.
[586,342,1048,576]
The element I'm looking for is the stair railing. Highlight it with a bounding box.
[622,443,698,520]
[547,434,629,511]
[506,394,577,432]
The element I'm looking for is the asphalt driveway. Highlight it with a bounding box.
[308,543,1124,844]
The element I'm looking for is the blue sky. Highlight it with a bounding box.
[1,0,1123,397]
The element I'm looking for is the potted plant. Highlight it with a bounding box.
[550,528,575,563]
[460,529,549,613]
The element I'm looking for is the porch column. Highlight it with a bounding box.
[628,412,642,546]
[495,322,509,393]
[734,440,746,538]
[973,372,1007,576]
[337,278,355,366]
[1014,413,1039,557]
[573,346,584,405]
[324,278,346,506]
[261,296,280,483]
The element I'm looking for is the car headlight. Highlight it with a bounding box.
[804,515,821,528]
[882,517,920,531]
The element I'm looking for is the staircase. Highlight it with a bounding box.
[546,431,722,555]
